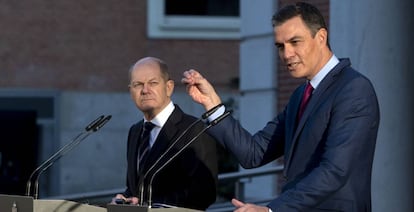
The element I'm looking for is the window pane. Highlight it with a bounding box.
[165,0,239,17]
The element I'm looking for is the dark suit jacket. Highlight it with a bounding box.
[208,58,380,211]
[123,105,218,210]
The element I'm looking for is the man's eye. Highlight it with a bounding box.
[275,44,284,50]
[131,83,143,89]
[291,40,300,45]
[149,81,159,86]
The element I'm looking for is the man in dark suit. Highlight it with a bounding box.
[182,2,380,212]
[113,57,218,210]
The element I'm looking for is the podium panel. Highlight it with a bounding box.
[34,199,105,212]
[106,204,203,212]
[0,194,33,212]
[0,194,105,212]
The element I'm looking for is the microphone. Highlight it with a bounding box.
[146,109,231,208]
[137,103,224,206]
[25,115,112,199]
[202,103,224,119]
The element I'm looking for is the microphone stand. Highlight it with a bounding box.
[137,104,224,206]
[25,115,112,199]
[147,110,231,208]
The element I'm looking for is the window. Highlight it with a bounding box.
[148,0,240,40]
[0,90,60,196]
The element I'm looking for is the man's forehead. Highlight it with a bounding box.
[274,18,311,41]
[133,60,159,70]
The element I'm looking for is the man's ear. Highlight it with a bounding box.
[166,80,175,97]
[316,28,328,46]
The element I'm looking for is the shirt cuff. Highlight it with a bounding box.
[207,105,225,122]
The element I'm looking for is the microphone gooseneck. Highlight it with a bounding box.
[137,103,224,206]
[201,103,224,119]
[146,109,231,208]
[25,115,111,199]
[138,117,203,206]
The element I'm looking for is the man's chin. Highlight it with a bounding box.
[139,105,155,112]
[288,70,304,79]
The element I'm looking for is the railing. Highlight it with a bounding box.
[207,165,283,211]
[45,165,283,211]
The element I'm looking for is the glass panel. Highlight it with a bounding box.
[165,0,239,17]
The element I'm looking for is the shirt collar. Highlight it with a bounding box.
[144,101,175,128]
[310,54,339,89]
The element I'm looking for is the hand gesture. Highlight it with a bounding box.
[182,69,222,111]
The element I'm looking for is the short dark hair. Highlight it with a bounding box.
[272,2,330,49]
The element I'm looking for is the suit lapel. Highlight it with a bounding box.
[283,84,306,176]
[284,84,305,157]
[131,122,144,191]
[284,59,351,175]
[141,106,182,173]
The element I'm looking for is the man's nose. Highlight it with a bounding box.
[282,45,295,60]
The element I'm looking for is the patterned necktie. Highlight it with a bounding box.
[297,82,314,121]
[137,122,156,172]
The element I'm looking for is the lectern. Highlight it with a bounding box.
[0,194,105,212]
[106,204,203,212]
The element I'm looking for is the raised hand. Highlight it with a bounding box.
[181,69,222,111]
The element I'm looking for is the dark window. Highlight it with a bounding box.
[0,110,38,195]
[165,0,239,17]
[0,97,54,119]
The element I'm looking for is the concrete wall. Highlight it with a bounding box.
[239,0,279,200]
[57,92,136,194]
[330,1,414,211]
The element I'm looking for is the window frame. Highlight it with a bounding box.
[147,0,240,40]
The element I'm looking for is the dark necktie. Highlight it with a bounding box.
[297,82,314,121]
[137,122,156,172]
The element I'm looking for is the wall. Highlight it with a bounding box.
[0,1,239,92]
[330,0,414,211]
